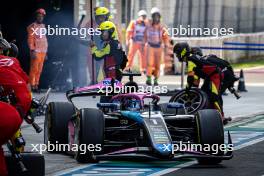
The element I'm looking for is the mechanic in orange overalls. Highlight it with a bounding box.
[126,10,148,74]
[27,8,48,92]
[144,7,170,85]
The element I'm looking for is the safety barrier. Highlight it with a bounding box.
[171,32,264,63]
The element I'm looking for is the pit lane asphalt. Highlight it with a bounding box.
[165,141,264,176]
[21,85,264,175]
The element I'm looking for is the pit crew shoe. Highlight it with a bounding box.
[154,78,159,86]
[146,76,152,85]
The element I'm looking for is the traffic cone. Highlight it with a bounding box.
[237,69,247,92]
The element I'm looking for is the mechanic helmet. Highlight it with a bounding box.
[0,38,11,51]
[138,10,147,17]
[126,99,141,111]
[151,7,161,23]
[36,8,46,16]
[99,21,117,40]
[5,42,19,57]
[94,7,112,24]
[191,47,203,57]
[151,7,160,16]
[173,42,191,62]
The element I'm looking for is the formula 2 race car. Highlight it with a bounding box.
[44,77,233,164]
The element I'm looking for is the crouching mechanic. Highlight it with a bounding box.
[0,38,33,175]
[173,42,234,124]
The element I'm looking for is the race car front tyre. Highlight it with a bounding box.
[75,108,104,163]
[44,102,75,152]
[5,152,45,176]
[195,109,224,164]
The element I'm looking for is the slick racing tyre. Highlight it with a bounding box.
[44,102,75,152]
[74,108,104,163]
[195,109,224,164]
[169,88,209,114]
[5,152,45,176]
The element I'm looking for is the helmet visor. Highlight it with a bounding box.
[95,15,108,24]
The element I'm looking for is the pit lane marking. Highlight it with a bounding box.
[239,118,264,129]
[149,115,264,176]
[55,115,264,176]
[149,136,264,176]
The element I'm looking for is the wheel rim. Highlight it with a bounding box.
[68,120,75,153]
[44,107,51,144]
[172,90,203,114]
[74,117,80,157]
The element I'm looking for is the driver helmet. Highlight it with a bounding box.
[126,99,141,111]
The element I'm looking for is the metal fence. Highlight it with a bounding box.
[130,0,264,35]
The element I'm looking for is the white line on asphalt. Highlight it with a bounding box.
[235,137,264,150]
[148,116,264,176]
[148,136,264,176]
[148,161,197,176]
[54,163,104,176]
[54,116,264,176]
[55,135,264,176]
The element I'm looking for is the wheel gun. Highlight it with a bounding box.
[26,88,52,133]
[228,87,241,99]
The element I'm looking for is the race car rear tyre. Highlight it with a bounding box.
[195,109,224,164]
[75,108,104,163]
[44,102,75,152]
[169,88,209,114]
[5,152,45,176]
